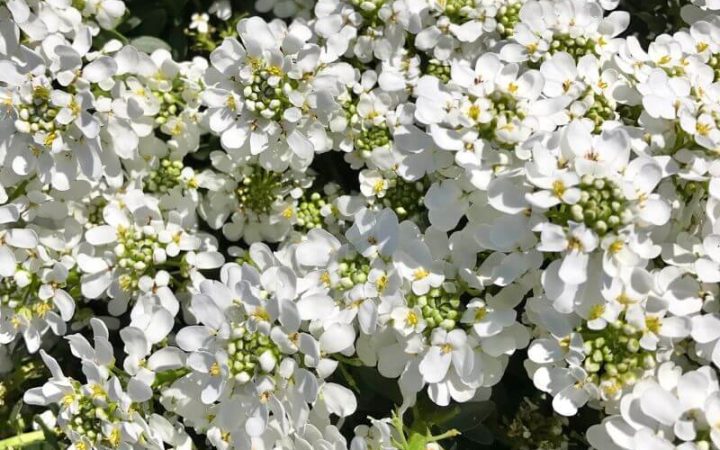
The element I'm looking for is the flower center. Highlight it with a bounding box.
[145,158,192,194]
[406,284,464,333]
[243,65,297,121]
[234,166,285,215]
[548,34,598,59]
[547,175,628,236]
[380,177,429,222]
[335,254,372,291]
[14,85,70,146]
[440,0,477,24]
[577,317,656,396]
[226,325,280,382]
[152,76,187,128]
[495,2,522,38]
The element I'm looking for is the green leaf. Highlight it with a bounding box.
[34,415,61,450]
[159,0,189,18]
[130,36,172,53]
[167,26,189,60]
[456,424,494,445]
[353,366,403,404]
[0,431,45,450]
[444,401,495,431]
[118,15,143,32]
[132,8,168,36]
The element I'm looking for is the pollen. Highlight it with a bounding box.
[406,310,419,326]
[267,65,284,77]
[320,271,331,286]
[44,131,57,147]
[566,236,584,252]
[33,302,52,318]
[468,104,481,121]
[602,379,621,396]
[413,268,429,281]
[251,307,271,322]
[226,95,237,111]
[474,307,488,321]
[616,292,633,306]
[375,274,388,292]
[90,383,106,398]
[645,316,661,334]
[210,362,222,377]
[170,121,185,135]
[62,393,75,407]
[696,122,712,136]
[373,179,386,194]
[589,304,605,320]
[609,240,624,254]
[108,428,121,448]
[559,335,571,351]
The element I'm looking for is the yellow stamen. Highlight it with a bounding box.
[413,268,429,281]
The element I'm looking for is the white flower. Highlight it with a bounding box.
[587,364,720,450]
[189,13,211,34]
[424,180,469,232]
[346,208,399,258]
[418,328,471,384]
[537,222,599,285]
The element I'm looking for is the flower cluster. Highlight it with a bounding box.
[2,0,720,449]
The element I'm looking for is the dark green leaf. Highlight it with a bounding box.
[130,36,173,53]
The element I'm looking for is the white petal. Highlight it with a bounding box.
[552,385,589,416]
[419,346,451,384]
[559,252,589,284]
[288,130,314,160]
[85,225,117,246]
[639,386,681,426]
[0,246,16,277]
[692,314,720,343]
[6,229,38,248]
[83,57,118,83]
[127,378,152,402]
[319,324,355,353]
[147,347,186,371]
[53,290,75,322]
[322,382,357,417]
[175,326,212,352]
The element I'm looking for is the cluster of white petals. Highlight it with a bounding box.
[4,0,720,448]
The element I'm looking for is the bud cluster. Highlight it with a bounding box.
[577,317,656,395]
[406,284,463,333]
[243,64,297,121]
[548,175,629,236]
[226,325,281,383]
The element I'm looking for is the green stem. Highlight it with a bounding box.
[0,431,45,449]
[338,363,360,393]
[104,28,128,44]
[333,355,363,367]
[7,177,33,203]
[426,429,461,443]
